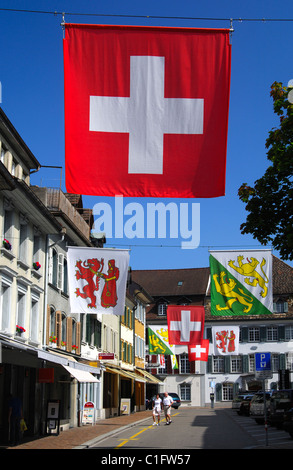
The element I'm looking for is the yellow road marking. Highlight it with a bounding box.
[115,412,180,449]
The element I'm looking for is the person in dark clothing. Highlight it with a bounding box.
[8,395,23,445]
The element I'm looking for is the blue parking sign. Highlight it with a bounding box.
[255,353,271,371]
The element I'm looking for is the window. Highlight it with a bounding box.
[248,327,260,342]
[180,354,190,374]
[231,356,242,373]
[3,209,13,245]
[158,303,167,316]
[180,384,190,401]
[213,356,224,373]
[274,300,288,313]
[30,299,39,342]
[267,326,278,341]
[19,222,28,263]
[49,307,56,337]
[249,354,255,373]
[17,291,26,331]
[272,354,280,372]
[222,383,234,401]
[49,248,58,286]
[0,275,12,332]
[285,326,293,341]
[286,353,293,372]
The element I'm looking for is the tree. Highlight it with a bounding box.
[238,81,293,261]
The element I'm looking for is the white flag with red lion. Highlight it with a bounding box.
[67,247,129,315]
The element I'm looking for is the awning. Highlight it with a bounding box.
[63,365,100,383]
[106,366,146,382]
[136,368,163,384]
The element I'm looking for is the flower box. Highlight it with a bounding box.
[33,261,41,271]
[3,239,12,250]
[16,325,26,335]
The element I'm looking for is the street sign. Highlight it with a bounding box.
[255,353,271,371]
[255,353,272,379]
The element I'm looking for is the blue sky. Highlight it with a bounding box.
[1,1,293,270]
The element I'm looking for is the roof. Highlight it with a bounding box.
[132,267,210,297]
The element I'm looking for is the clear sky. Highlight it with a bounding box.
[1,1,293,270]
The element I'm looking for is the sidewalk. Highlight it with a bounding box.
[7,410,152,450]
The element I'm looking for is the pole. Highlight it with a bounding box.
[263,379,268,446]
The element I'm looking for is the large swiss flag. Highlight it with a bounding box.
[167,305,205,345]
[64,24,231,198]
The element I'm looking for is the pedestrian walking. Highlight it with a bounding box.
[163,391,173,425]
[152,394,162,426]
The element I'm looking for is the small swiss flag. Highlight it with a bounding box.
[167,306,205,345]
[188,339,209,362]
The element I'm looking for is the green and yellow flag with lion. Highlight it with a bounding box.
[209,250,273,316]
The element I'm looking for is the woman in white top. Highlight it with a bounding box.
[152,394,162,425]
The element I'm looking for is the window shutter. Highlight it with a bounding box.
[260,326,266,342]
[241,327,248,342]
[224,355,230,373]
[216,383,222,401]
[242,355,249,373]
[278,326,285,342]
[56,311,62,347]
[67,316,73,351]
[279,353,286,370]
[207,356,212,373]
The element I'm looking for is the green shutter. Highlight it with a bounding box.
[241,327,248,342]
[242,355,249,373]
[260,326,267,342]
[216,383,222,401]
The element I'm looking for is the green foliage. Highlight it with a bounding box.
[239,81,293,260]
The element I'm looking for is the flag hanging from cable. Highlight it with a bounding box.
[63,24,231,198]
[67,247,129,315]
[188,339,209,362]
[167,305,205,345]
[209,249,273,316]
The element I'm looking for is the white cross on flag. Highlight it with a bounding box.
[63,24,231,198]
[167,306,205,345]
[188,339,209,362]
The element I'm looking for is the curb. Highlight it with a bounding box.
[73,417,152,449]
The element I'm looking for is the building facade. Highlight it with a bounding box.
[133,258,293,407]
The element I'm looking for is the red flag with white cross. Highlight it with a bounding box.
[188,339,209,362]
[167,306,205,345]
[63,24,231,198]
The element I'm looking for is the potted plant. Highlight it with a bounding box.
[16,325,26,335]
[49,335,57,347]
[33,261,41,271]
[3,238,12,250]
[72,344,78,353]
[61,341,66,350]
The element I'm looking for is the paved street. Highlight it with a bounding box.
[6,405,293,451]
[87,406,266,449]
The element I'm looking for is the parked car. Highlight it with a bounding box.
[249,391,273,424]
[232,393,255,414]
[237,394,255,416]
[282,407,293,438]
[168,392,181,409]
[269,389,293,428]
[151,392,181,409]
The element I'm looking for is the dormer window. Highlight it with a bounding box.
[158,303,167,316]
